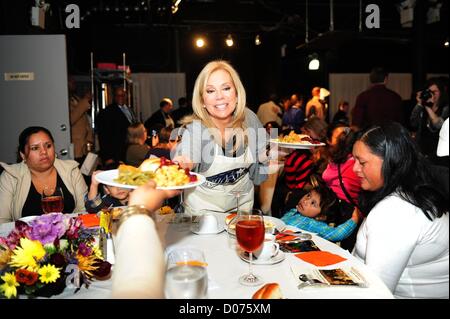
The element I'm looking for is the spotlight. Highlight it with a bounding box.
[195,37,205,48]
[225,34,234,47]
[105,6,110,12]
[308,54,320,70]
[445,40,449,47]
[255,34,261,46]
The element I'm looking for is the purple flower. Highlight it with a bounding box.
[66,217,82,240]
[29,213,68,244]
[0,221,32,250]
[78,242,92,257]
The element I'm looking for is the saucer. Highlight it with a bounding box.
[238,250,286,265]
[190,223,225,235]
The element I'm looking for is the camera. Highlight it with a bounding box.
[419,89,433,106]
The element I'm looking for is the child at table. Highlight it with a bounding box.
[85,169,131,213]
[281,185,361,243]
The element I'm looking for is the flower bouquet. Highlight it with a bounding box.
[0,213,111,299]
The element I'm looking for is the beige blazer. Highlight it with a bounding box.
[0,159,88,224]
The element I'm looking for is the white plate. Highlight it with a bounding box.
[190,222,225,235]
[270,139,326,149]
[226,215,286,236]
[238,249,286,265]
[95,169,206,190]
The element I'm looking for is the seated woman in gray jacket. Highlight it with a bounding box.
[0,126,88,224]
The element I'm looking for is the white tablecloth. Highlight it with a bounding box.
[164,213,394,299]
[0,214,394,299]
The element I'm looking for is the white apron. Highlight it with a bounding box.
[184,144,254,216]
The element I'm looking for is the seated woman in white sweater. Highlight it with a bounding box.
[352,122,448,299]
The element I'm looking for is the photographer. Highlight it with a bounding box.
[410,77,449,165]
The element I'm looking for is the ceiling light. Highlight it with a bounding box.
[308,54,320,70]
[226,34,234,47]
[255,34,261,46]
[172,0,182,14]
[195,37,205,48]
[445,40,449,47]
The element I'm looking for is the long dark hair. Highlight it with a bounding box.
[328,125,357,164]
[426,77,448,113]
[17,126,54,162]
[355,122,447,220]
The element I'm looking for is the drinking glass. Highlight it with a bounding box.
[173,191,191,231]
[41,187,64,214]
[235,209,265,286]
[227,189,249,214]
[164,247,208,299]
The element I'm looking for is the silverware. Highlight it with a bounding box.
[273,229,313,241]
[297,274,326,289]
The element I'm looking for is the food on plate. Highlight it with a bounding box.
[114,157,197,187]
[252,283,283,299]
[278,131,322,144]
[225,213,237,225]
[226,214,275,230]
[139,157,161,172]
[159,205,174,215]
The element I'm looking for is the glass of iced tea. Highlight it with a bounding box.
[235,209,265,286]
[41,187,64,214]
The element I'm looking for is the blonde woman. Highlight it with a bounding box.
[173,60,269,216]
[126,122,150,167]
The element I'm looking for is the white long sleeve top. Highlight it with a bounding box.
[353,194,449,299]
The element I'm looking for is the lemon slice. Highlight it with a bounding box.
[176,260,208,267]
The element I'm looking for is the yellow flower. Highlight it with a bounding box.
[0,272,19,299]
[91,245,102,259]
[77,253,99,278]
[10,238,46,271]
[0,247,12,271]
[38,264,61,284]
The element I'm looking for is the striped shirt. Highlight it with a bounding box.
[283,150,313,189]
[281,208,357,242]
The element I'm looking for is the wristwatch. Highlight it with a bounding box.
[117,205,151,229]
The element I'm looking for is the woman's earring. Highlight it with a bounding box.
[203,105,206,108]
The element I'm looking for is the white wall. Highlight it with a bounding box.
[132,73,186,123]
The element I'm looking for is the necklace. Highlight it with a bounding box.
[31,168,56,194]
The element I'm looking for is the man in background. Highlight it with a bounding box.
[68,77,94,165]
[96,87,136,165]
[257,93,282,127]
[351,67,403,130]
[171,97,193,127]
[305,87,325,121]
[145,98,175,132]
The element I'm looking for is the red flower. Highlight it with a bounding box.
[15,269,39,286]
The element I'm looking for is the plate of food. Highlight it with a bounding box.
[95,157,206,190]
[225,214,286,235]
[270,131,325,149]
